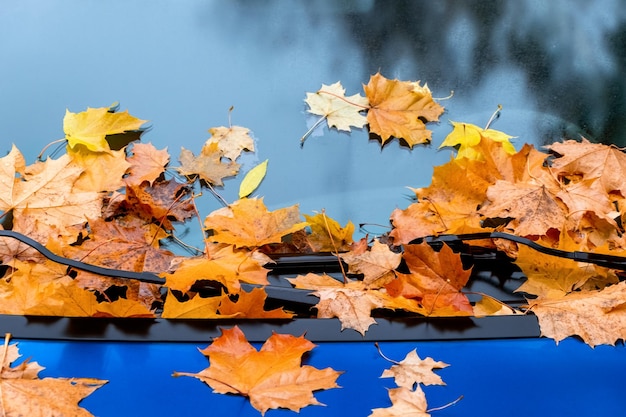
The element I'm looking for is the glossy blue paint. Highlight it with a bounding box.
[14,337,626,416]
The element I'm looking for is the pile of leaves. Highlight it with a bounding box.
[3,72,626,414]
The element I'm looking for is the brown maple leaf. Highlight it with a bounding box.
[124,142,170,186]
[529,281,626,347]
[173,326,341,415]
[288,273,385,335]
[364,72,444,148]
[204,198,308,248]
[1,336,106,416]
[547,138,626,196]
[386,242,473,316]
[177,142,239,186]
[479,180,566,237]
[341,239,401,288]
[124,178,195,230]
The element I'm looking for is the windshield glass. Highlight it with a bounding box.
[3,1,625,248]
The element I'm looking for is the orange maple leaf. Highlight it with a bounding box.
[204,198,308,248]
[124,142,170,186]
[364,72,444,148]
[386,242,473,316]
[1,336,106,416]
[218,287,294,319]
[173,326,341,415]
[161,290,230,319]
[0,146,102,239]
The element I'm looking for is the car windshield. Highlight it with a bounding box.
[3,1,625,252]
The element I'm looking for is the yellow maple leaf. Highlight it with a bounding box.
[439,121,516,160]
[218,287,294,319]
[69,146,130,192]
[304,212,354,252]
[63,106,147,153]
[173,326,341,415]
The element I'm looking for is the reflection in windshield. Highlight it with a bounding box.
[1,1,625,247]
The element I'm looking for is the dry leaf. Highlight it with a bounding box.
[204,198,308,248]
[173,326,341,415]
[206,125,255,161]
[341,239,401,288]
[369,386,430,417]
[0,336,106,416]
[304,212,354,252]
[124,142,170,186]
[305,81,369,132]
[63,106,146,153]
[380,349,449,388]
[364,72,444,148]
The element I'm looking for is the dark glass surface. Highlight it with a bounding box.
[2,1,626,245]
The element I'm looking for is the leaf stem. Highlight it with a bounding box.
[427,394,464,412]
[189,192,212,258]
[317,90,371,110]
[37,138,66,160]
[374,342,401,365]
[320,209,348,284]
[300,116,327,147]
[484,104,503,130]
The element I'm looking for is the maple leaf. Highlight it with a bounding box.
[0,147,102,239]
[341,239,401,288]
[304,212,354,252]
[63,106,147,153]
[288,273,384,335]
[547,138,626,196]
[479,180,566,237]
[513,242,598,298]
[124,178,195,230]
[364,72,444,148]
[173,326,341,415]
[161,290,230,319]
[124,142,170,186]
[162,247,270,294]
[67,216,177,275]
[530,281,626,347]
[0,337,106,416]
[69,146,130,192]
[439,121,516,160]
[206,125,255,161]
[380,349,448,389]
[204,198,308,248]
[304,81,369,132]
[218,287,294,319]
[386,242,473,316]
[369,386,430,417]
[177,143,239,186]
